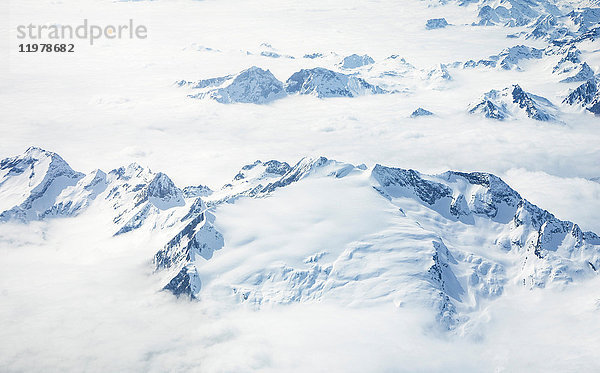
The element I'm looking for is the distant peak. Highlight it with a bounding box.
[239,66,275,76]
[411,108,434,117]
[339,54,375,69]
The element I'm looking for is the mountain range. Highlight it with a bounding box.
[2,147,598,330]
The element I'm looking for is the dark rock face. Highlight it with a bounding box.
[180,197,206,222]
[444,171,521,219]
[428,241,463,301]
[563,77,600,114]
[372,165,524,221]
[155,213,204,271]
[553,46,582,71]
[573,26,600,43]
[469,99,508,120]
[550,45,595,83]
[372,165,452,206]
[564,78,598,105]
[510,85,552,121]
[163,267,196,299]
[154,203,224,299]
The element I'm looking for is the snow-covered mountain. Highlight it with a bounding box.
[424,63,453,87]
[204,159,292,205]
[43,169,108,217]
[457,40,596,85]
[338,54,375,69]
[182,184,213,198]
[153,198,224,298]
[411,107,435,117]
[525,14,567,40]
[516,4,600,43]
[110,168,185,235]
[468,84,558,121]
[563,76,600,114]
[545,44,596,82]
[457,42,597,87]
[462,45,543,70]
[175,23,600,112]
[284,68,385,98]
[369,55,418,78]
[182,66,385,102]
[566,7,600,32]
[470,0,562,27]
[0,147,84,221]
[371,166,600,288]
[1,148,598,329]
[188,66,286,104]
[0,148,188,236]
[426,18,450,29]
[161,155,599,327]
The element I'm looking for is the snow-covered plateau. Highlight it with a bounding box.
[2,0,600,371]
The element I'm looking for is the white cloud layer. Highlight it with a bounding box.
[1,216,599,372]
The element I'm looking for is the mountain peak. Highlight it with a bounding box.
[235,160,291,181]
[194,66,286,104]
[24,146,53,156]
[134,172,184,210]
[2,147,71,170]
[563,76,600,114]
[0,148,84,221]
[468,84,557,121]
[411,108,434,117]
[338,54,375,69]
[285,67,384,98]
[108,162,153,183]
[426,18,449,30]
